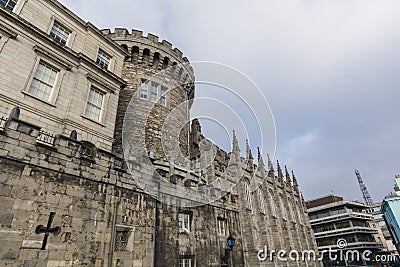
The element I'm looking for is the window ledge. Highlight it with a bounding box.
[22,91,56,107]
[81,115,106,127]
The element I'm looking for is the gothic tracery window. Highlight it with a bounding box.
[245,181,253,211]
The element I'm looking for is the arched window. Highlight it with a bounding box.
[142,49,150,65]
[153,52,160,66]
[268,190,277,218]
[121,44,128,52]
[131,46,139,63]
[217,179,222,190]
[244,181,253,211]
[288,197,296,222]
[296,201,303,224]
[279,194,288,221]
[132,46,139,54]
[143,48,150,57]
[162,57,169,69]
[258,188,266,214]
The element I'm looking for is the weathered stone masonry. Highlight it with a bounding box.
[0,117,247,266]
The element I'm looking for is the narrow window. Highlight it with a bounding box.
[49,21,70,46]
[96,49,111,69]
[160,86,167,106]
[143,48,150,57]
[150,82,158,102]
[245,181,253,211]
[28,61,58,101]
[178,213,190,233]
[296,201,303,224]
[179,258,191,267]
[162,57,169,69]
[217,218,226,235]
[279,195,288,220]
[258,188,266,214]
[121,44,128,52]
[269,190,277,217]
[288,198,296,222]
[85,87,104,122]
[0,0,18,11]
[140,80,148,99]
[216,179,222,190]
[254,227,258,240]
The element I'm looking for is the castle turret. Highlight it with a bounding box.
[103,28,195,159]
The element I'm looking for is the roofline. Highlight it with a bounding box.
[44,0,129,56]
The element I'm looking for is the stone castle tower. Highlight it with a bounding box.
[103,28,195,161]
[0,1,321,266]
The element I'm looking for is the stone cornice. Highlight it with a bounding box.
[0,20,17,38]
[41,0,129,57]
[86,73,119,93]
[33,45,75,70]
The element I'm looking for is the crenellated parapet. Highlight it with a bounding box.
[102,28,194,89]
[189,119,301,196]
[0,113,238,207]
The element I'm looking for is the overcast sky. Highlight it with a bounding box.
[59,0,400,202]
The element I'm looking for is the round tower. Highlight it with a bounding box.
[102,28,195,160]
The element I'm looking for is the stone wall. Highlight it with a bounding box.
[0,115,247,266]
[0,117,155,266]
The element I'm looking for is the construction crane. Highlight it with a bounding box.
[355,169,374,206]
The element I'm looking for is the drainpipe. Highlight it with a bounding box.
[109,189,121,267]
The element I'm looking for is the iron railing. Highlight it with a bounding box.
[36,130,56,146]
[0,116,7,131]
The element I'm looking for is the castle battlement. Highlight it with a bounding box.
[102,28,193,84]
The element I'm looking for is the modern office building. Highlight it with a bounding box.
[306,195,384,266]
[381,176,400,256]
[365,202,399,257]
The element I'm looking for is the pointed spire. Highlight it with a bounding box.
[246,139,253,160]
[267,154,275,177]
[246,139,254,172]
[232,130,240,154]
[292,170,299,188]
[277,160,284,182]
[301,193,306,208]
[267,154,273,170]
[257,147,265,167]
[257,147,266,176]
[285,165,292,186]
